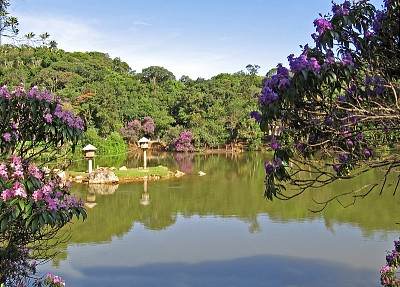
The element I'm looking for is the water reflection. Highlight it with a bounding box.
[41,152,400,286]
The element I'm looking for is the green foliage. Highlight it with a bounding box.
[82,127,127,155]
[1,45,265,150]
[254,0,400,200]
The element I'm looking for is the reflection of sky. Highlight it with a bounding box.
[39,214,396,286]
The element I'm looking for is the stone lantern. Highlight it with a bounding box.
[83,144,97,173]
[138,137,150,170]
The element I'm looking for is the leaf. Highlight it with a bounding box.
[0,217,8,232]
[31,218,38,232]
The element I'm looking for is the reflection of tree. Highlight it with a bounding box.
[174,153,195,173]
[50,153,400,265]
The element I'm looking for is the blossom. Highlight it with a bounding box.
[44,113,53,123]
[1,189,12,201]
[332,1,350,16]
[313,18,332,35]
[0,163,8,179]
[12,181,27,198]
[264,161,274,174]
[308,57,321,73]
[250,110,262,122]
[3,133,11,142]
[341,53,354,66]
[338,153,349,163]
[270,138,280,150]
[364,149,371,157]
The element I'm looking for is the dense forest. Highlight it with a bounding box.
[0,45,266,153]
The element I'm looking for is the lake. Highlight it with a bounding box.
[39,152,400,286]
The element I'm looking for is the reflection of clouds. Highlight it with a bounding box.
[174,153,195,174]
[50,255,376,287]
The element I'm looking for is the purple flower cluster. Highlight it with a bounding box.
[141,116,155,136]
[53,105,84,130]
[313,18,333,35]
[256,64,291,107]
[26,86,53,103]
[174,130,195,152]
[341,52,354,66]
[0,155,83,212]
[250,110,262,122]
[380,238,400,286]
[373,10,385,32]
[264,158,283,175]
[332,1,350,16]
[288,54,322,74]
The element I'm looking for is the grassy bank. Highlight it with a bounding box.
[67,166,175,182]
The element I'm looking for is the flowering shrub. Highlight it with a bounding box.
[121,116,155,143]
[0,85,86,285]
[253,0,400,200]
[174,130,195,152]
[0,84,84,159]
[380,238,400,286]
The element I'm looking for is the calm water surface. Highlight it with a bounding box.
[39,152,400,286]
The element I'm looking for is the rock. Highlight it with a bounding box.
[74,175,83,183]
[89,168,119,184]
[175,170,185,178]
[198,171,206,176]
[119,166,128,171]
[88,183,119,194]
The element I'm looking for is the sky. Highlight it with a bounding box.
[6,0,383,79]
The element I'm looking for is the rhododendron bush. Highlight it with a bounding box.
[252,0,399,203]
[0,84,86,286]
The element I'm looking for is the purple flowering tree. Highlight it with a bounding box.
[0,85,86,286]
[174,130,195,152]
[252,0,400,202]
[121,116,155,145]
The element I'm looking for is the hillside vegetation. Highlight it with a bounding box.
[0,45,265,152]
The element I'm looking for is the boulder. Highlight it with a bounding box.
[119,166,128,170]
[175,170,185,178]
[89,168,119,184]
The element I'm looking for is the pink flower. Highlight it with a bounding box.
[13,181,27,198]
[1,189,12,201]
[3,133,11,142]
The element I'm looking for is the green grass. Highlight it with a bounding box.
[67,166,174,180]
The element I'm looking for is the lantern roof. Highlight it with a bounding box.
[82,144,97,151]
[138,137,150,143]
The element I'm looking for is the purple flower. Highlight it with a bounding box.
[347,140,354,147]
[364,149,371,157]
[264,161,274,174]
[308,57,321,73]
[44,113,52,123]
[341,53,354,66]
[313,18,333,35]
[270,141,279,151]
[3,133,11,142]
[296,141,304,150]
[338,153,349,163]
[250,110,262,122]
[333,165,340,172]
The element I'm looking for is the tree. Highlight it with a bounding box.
[252,0,400,204]
[0,84,87,285]
[0,1,19,45]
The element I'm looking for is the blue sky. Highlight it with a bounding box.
[8,0,383,79]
